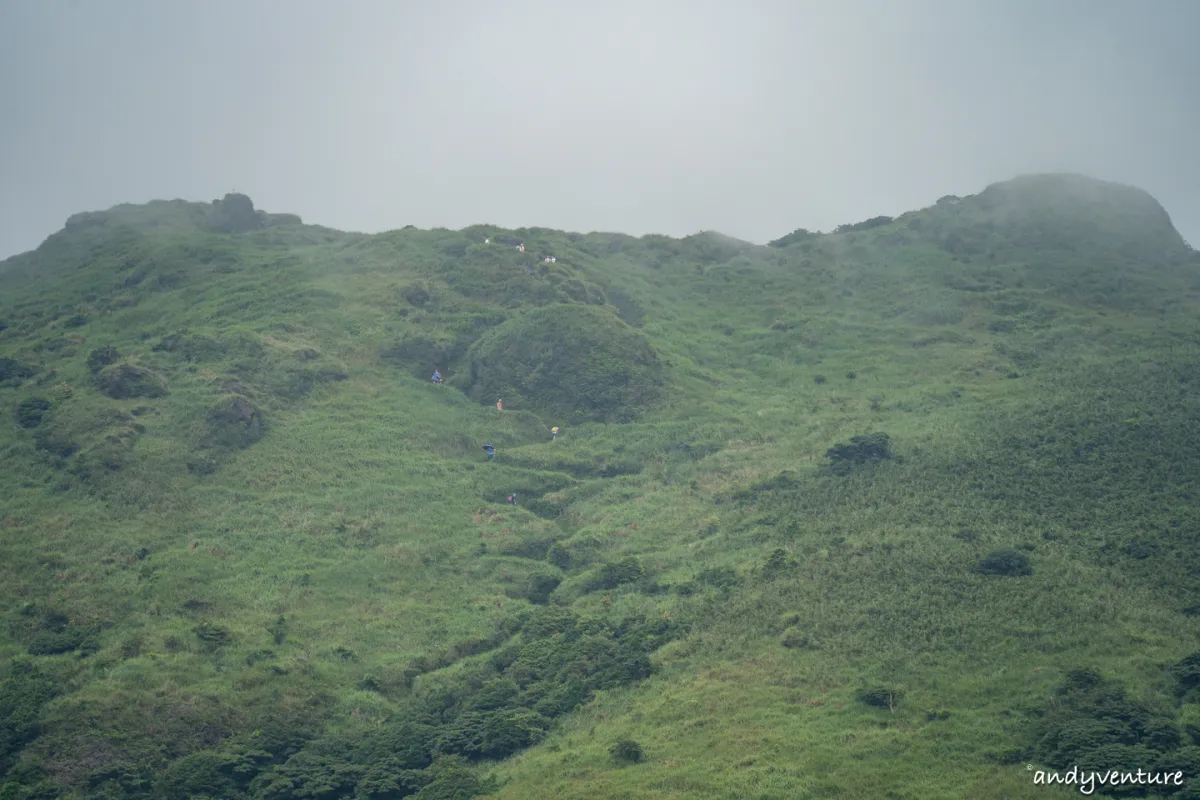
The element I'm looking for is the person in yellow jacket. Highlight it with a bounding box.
[551,426,559,440]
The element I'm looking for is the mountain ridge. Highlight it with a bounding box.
[2,172,1200,799]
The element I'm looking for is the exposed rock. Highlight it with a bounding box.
[206,193,263,234]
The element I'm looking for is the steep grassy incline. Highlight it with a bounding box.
[1,177,1199,799]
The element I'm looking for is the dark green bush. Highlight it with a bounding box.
[857,686,902,710]
[0,356,36,384]
[203,395,267,449]
[767,228,816,248]
[1029,669,1184,777]
[14,396,51,428]
[762,548,797,579]
[825,432,892,470]
[780,627,809,649]
[86,345,120,372]
[835,215,893,234]
[588,556,645,591]
[524,573,562,605]
[27,627,97,656]
[696,566,740,590]
[94,363,168,399]
[480,709,551,758]
[0,660,60,775]
[194,621,232,649]
[470,679,520,712]
[412,755,495,800]
[609,737,645,764]
[1173,652,1200,696]
[546,542,571,569]
[33,430,79,458]
[973,549,1032,577]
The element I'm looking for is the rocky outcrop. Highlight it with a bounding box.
[206,193,263,234]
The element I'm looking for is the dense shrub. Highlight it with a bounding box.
[767,228,817,248]
[0,356,36,384]
[825,432,893,473]
[762,548,798,579]
[1173,652,1200,698]
[523,573,562,605]
[779,627,809,649]
[973,549,1033,577]
[588,556,646,591]
[33,430,79,458]
[14,396,51,428]
[234,611,677,797]
[0,660,60,775]
[203,395,267,449]
[1028,668,1194,793]
[609,737,645,764]
[834,215,893,234]
[94,363,168,398]
[857,686,902,711]
[86,345,120,372]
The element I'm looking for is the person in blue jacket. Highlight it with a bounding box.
[482,444,496,460]
[431,369,443,384]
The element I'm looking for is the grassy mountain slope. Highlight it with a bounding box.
[2,177,1200,799]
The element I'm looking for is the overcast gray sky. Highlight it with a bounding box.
[2,0,1197,259]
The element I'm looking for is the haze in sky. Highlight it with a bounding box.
[1,0,1197,259]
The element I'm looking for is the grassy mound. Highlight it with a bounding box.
[462,304,666,422]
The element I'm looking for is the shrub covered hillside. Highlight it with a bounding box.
[1,177,1199,799]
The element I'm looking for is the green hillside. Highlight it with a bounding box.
[2,175,1200,799]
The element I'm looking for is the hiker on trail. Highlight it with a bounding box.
[485,238,490,244]
[496,399,503,412]
[517,244,525,253]
[507,493,517,504]
[431,369,443,384]
[483,444,496,460]
[551,426,559,440]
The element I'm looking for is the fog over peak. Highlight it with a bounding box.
[2,0,1197,258]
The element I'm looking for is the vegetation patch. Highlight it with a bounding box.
[14,396,51,428]
[0,356,37,386]
[202,394,267,450]
[463,304,666,422]
[94,363,168,399]
[972,549,1033,577]
[824,432,894,473]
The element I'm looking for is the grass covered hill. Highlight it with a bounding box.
[2,176,1200,799]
